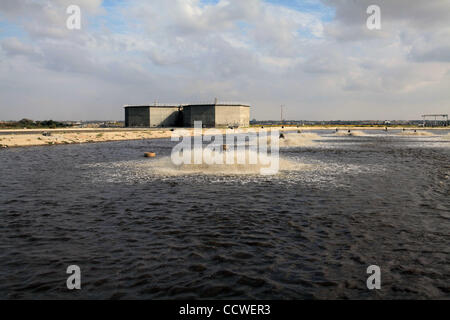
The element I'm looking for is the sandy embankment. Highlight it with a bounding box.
[0,126,448,148]
[0,127,293,148]
[0,129,181,148]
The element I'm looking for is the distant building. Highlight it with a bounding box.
[124,105,182,128]
[124,103,250,128]
[182,104,250,128]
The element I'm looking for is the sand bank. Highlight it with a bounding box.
[0,126,448,148]
[0,127,296,148]
[0,129,178,148]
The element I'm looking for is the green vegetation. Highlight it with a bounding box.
[0,119,72,129]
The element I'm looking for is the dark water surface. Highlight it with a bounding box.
[1,130,449,299]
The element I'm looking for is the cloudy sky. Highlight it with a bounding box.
[1,0,450,121]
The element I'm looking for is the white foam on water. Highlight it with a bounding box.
[82,149,388,189]
[397,130,434,136]
[148,149,308,176]
[334,130,368,137]
[280,132,321,147]
[257,132,321,147]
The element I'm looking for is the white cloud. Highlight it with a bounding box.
[0,0,449,120]
[1,37,39,56]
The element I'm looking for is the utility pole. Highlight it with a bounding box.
[280,105,284,123]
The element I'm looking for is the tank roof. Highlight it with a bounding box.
[124,103,251,108]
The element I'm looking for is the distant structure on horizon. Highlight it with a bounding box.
[124,102,250,128]
[421,114,448,127]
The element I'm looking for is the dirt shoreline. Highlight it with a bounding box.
[0,126,448,148]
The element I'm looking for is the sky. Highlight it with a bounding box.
[0,0,450,121]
